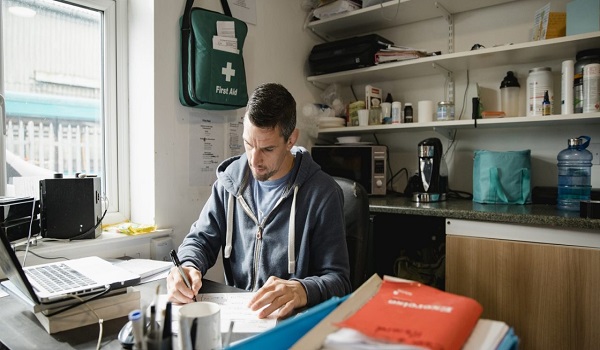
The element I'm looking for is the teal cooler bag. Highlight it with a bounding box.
[179,0,248,110]
[473,149,532,204]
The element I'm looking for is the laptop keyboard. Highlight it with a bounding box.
[26,264,97,293]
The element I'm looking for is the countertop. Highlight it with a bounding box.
[368,196,600,231]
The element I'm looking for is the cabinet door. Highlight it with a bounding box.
[446,235,600,350]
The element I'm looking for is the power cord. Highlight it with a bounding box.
[51,294,105,350]
[42,285,112,317]
[51,196,110,242]
[21,197,37,267]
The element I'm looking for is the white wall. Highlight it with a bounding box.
[127,0,600,279]
[128,0,320,280]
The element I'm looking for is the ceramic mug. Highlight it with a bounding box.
[178,302,221,350]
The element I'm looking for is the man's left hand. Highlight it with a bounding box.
[247,276,307,319]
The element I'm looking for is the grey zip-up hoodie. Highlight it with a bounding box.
[178,146,352,308]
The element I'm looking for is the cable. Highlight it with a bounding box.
[45,293,105,350]
[43,285,112,317]
[13,247,70,261]
[20,197,37,267]
[67,196,109,241]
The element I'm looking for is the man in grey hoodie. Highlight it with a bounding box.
[167,82,352,319]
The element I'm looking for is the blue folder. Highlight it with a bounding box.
[226,295,348,350]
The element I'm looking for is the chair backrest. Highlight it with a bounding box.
[333,176,371,291]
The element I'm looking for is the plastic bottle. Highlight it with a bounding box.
[404,103,413,123]
[391,101,402,123]
[557,136,593,211]
[542,90,551,116]
[561,59,574,115]
[500,71,520,117]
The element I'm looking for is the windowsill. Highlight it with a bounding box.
[7,229,173,275]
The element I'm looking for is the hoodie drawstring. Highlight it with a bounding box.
[224,193,234,258]
[288,185,298,274]
[224,185,299,274]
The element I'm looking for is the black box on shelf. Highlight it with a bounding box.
[308,34,393,75]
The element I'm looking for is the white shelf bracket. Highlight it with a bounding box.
[432,127,455,140]
[432,62,455,103]
[434,2,454,53]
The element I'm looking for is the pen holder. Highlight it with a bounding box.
[144,334,173,350]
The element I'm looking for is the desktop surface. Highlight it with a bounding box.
[0,278,244,350]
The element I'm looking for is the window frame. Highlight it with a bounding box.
[0,0,130,223]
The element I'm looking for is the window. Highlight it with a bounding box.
[0,0,129,223]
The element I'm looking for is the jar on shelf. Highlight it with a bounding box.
[527,67,553,116]
[436,101,455,121]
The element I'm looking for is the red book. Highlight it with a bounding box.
[335,276,483,350]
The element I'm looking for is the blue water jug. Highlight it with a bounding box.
[557,136,593,211]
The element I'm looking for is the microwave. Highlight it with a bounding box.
[311,145,387,195]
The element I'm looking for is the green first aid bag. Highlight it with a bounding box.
[472,149,532,204]
[179,0,248,110]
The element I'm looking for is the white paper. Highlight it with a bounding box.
[161,293,277,335]
[213,35,239,54]
[217,21,236,38]
[189,115,225,186]
[227,0,257,25]
[198,293,278,333]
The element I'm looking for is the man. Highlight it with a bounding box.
[167,82,352,319]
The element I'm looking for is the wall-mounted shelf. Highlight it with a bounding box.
[307,0,519,40]
[317,113,600,138]
[307,31,600,86]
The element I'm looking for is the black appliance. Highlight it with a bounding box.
[0,197,39,242]
[311,145,387,196]
[413,137,447,203]
[308,34,393,75]
[39,177,103,240]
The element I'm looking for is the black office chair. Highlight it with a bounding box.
[333,176,371,291]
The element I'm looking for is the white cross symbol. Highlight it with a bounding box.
[222,62,235,82]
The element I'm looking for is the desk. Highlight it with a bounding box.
[0,279,243,350]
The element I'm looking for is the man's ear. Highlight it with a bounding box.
[288,128,299,149]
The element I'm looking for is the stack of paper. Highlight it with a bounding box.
[375,45,428,64]
[113,258,172,282]
[313,0,361,20]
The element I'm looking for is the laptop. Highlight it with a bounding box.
[0,231,141,312]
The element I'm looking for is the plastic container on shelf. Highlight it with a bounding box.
[557,136,593,212]
[500,71,520,117]
[436,101,455,121]
[403,103,413,123]
[391,101,402,123]
[574,48,600,113]
[527,67,553,116]
[369,98,382,125]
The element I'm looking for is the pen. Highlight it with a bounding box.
[128,309,147,350]
[169,249,197,302]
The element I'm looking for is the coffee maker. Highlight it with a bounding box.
[413,137,447,203]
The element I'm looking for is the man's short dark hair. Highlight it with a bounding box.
[245,83,296,141]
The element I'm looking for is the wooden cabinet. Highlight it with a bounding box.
[446,220,600,349]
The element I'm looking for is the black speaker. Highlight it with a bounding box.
[39,177,102,240]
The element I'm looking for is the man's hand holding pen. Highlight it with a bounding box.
[167,250,202,304]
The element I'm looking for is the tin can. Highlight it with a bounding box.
[583,63,600,113]
[574,48,600,113]
[436,101,455,120]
